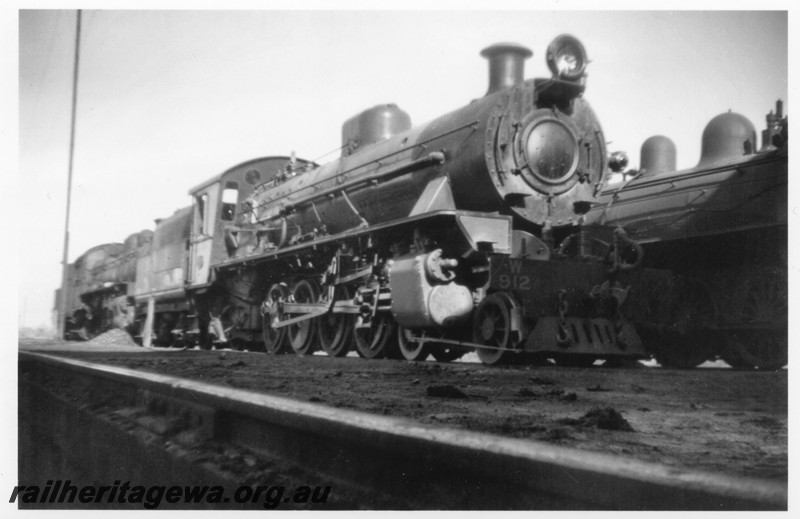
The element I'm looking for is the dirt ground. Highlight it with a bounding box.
[22,335,788,483]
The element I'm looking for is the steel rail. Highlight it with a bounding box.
[19,351,787,510]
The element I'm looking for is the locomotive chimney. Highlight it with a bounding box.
[481,43,532,96]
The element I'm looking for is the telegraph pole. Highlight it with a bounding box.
[58,10,81,338]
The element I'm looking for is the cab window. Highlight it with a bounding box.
[194,194,209,235]
[221,181,239,222]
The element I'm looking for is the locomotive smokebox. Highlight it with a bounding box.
[481,43,533,95]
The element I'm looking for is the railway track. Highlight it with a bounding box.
[18,350,787,510]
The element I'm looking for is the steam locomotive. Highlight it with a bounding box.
[57,35,685,365]
[585,102,788,370]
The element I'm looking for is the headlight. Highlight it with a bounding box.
[546,34,587,81]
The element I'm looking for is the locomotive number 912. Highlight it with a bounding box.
[60,35,695,367]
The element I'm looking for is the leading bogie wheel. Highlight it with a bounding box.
[472,293,517,365]
[397,326,431,361]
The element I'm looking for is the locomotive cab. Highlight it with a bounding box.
[188,181,219,288]
[186,156,317,289]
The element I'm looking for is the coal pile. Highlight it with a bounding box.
[579,407,635,432]
[87,328,140,348]
[560,407,635,432]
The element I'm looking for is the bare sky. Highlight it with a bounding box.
[13,5,791,330]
